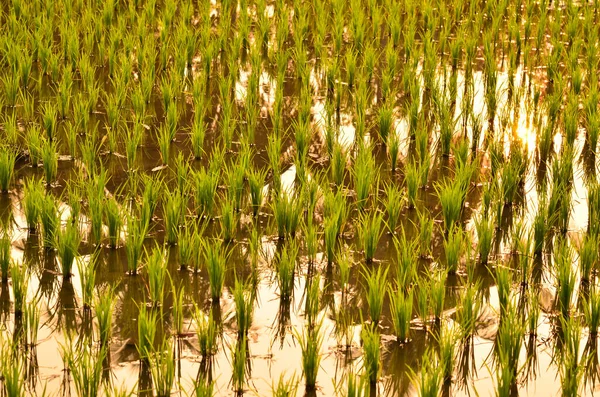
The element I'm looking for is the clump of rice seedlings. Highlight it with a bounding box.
[363,265,388,326]
[405,162,419,210]
[78,253,97,311]
[430,270,447,322]
[387,130,401,172]
[495,265,512,319]
[267,132,283,193]
[560,316,583,397]
[415,348,442,397]
[358,211,383,264]
[41,138,58,185]
[389,286,412,343]
[415,209,434,258]
[56,220,81,279]
[248,166,267,217]
[0,235,9,283]
[324,215,338,265]
[337,249,352,295]
[584,286,600,337]
[40,193,60,249]
[533,199,549,256]
[193,166,219,219]
[23,298,40,348]
[164,188,184,245]
[499,163,519,206]
[437,323,457,383]
[577,233,597,283]
[436,178,465,233]
[147,246,168,306]
[394,231,417,288]
[191,116,207,160]
[0,146,16,193]
[456,282,481,338]
[384,183,403,234]
[193,377,214,397]
[203,238,229,302]
[22,177,43,233]
[361,323,381,384]
[194,307,218,357]
[11,263,27,317]
[125,122,143,171]
[95,289,114,346]
[444,226,464,274]
[64,342,106,397]
[233,278,254,337]
[125,215,147,276]
[231,336,248,394]
[353,145,377,211]
[473,195,494,251]
[554,239,576,319]
[328,142,345,188]
[220,198,238,244]
[26,127,43,167]
[378,102,394,145]
[296,322,324,390]
[137,304,157,361]
[225,160,246,212]
[276,241,298,301]
[272,191,302,239]
[105,197,122,248]
[87,173,106,245]
[271,372,299,397]
[149,339,176,397]
[495,300,524,380]
[177,224,198,271]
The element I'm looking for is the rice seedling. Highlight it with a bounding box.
[394,231,418,288]
[193,167,219,219]
[64,341,106,397]
[104,197,122,249]
[362,265,388,325]
[353,145,377,211]
[389,286,412,343]
[495,299,524,379]
[147,246,168,306]
[78,252,97,311]
[495,265,512,319]
[414,348,442,397]
[137,304,157,361]
[56,220,81,278]
[577,233,597,283]
[271,372,299,397]
[384,182,403,234]
[231,335,248,394]
[554,239,576,319]
[584,286,600,338]
[361,322,381,384]
[330,142,347,187]
[443,226,464,274]
[163,188,184,245]
[248,166,267,217]
[10,263,27,317]
[233,278,254,337]
[474,214,494,264]
[358,211,384,264]
[95,289,114,346]
[194,307,218,357]
[276,241,298,301]
[437,323,457,383]
[193,377,214,397]
[416,209,434,258]
[272,191,303,240]
[455,282,481,338]
[0,146,16,193]
[203,238,229,302]
[387,129,401,172]
[0,235,9,283]
[430,270,447,322]
[560,316,583,397]
[149,339,176,397]
[125,215,146,276]
[295,322,324,390]
[436,178,465,233]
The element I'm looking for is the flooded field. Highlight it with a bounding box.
[1,0,599,396]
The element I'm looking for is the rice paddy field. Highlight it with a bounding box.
[2,0,600,395]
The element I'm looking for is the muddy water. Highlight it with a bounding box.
[2,4,600,397]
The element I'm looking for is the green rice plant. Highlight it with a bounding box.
[41,102,58,141]
[378,102,394,145]
[387,129,400,172]
[416,209,434,258]
[276,241,298,301]
[41,138,58,185]
[560,316,583,397]
[163,188,184,245]
[0,146,16,193]
[414,348,442,397]
[271,372,299,397]
[455,282,481,338]
[323,215,338,265]
[495,265,512,319]
[384,183,403,234]
[272,191,302,239]
[125,122,143,171]
[231,336,248,394]
[137,304,157,361]
[95,289,114,346]
[443,226,464,274]
[436,178,465,233]
[437,323,457,383]
[474,214,494,264]
[158,124,172,166]
[554,239,576,319]
[499,163,519,206]
[78,253,97,311]
[147,246,168,306]
[233,278,254,337]
[193,377,214,397]
[220,197,238,244]
[10,263,27,317]
[23,298,40,348]
[56,220,81,278]
[225,161,246,212]
[64,343,106,397]
[194,307,218,356]
[330,142,347,187]
[26,127,42,167]
[533,199,549,256]
[203,238,229,302]
[1,73,19,107]
[337,249,352,294]
[584,286,600,337]
[149,339,176,397]
[191,115,207,160]
[0,235,9,283]
[361,322,381,384]
[577,233,597,283]
[39,193,59,249]
[248,166,267,217]
[353,145,377,211]
[358,211,383,264]
[104,197,122,248]
[305,273,321,327]
[125,215,147,276]
[22,179,43,234]
[193,167,218,218]
[495,300,524,381]
[362,265,388,325]
[394,231,417,289]
[389,286,412,343]
[177,224,198,271]
[430,270,447,322]
[296,322,324,390]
